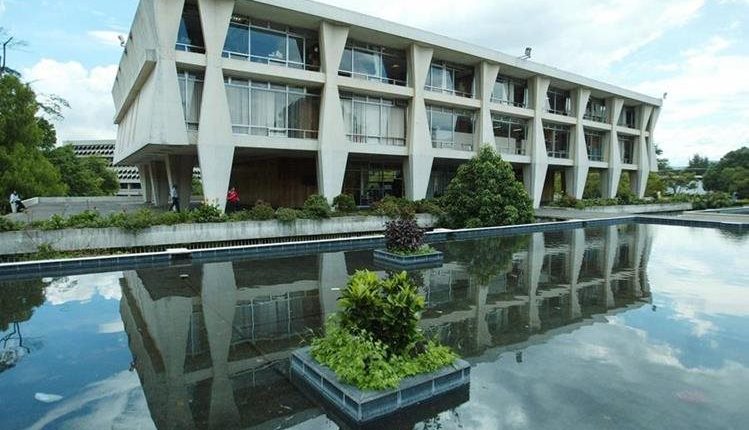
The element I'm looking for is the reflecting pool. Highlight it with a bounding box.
[1,224,748,429]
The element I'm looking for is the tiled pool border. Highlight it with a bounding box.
[1,215,745,280]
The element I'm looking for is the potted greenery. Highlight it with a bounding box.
[373,214,443,269]
[291,270,470,424]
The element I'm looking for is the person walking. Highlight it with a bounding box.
[227,187,240,212]
[169,184,180,212]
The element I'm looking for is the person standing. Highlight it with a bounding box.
[8,191,20,213]
[169,185,180,212]
[227,187,240,212]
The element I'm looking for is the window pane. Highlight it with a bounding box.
[274,91,286,129]
[339,47,352,72]
[342,99,353,134]
[251,88,275,132]
[224,23,249,54]
[386,106,406,139]
[429,65,442,89]
[226,85,249,126]
[251,28,286,61]
[352,101,365,137]
[382,55,406,83]
[365,103,380,137]
[444,68,454,92]
[493,81,508,102]
[177,7,204,47]
[430,111,452,142]
[353,49,378,76]
[454,69,473,96]
[288,36,304,63]
[188,79,202,123]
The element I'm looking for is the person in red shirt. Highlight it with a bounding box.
[227,187,240,212]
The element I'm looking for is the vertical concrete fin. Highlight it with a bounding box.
[406,43,435,200]
[602,98,624,198]
[317,21,350,202]
[478,61,500,146]
[529,76,550,208]
[568,88,591,198]
[648,107,661,172]
[633,105,653,197]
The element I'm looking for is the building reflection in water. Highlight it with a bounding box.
[119,224,653,429]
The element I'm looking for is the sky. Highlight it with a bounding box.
[1,0,749,166]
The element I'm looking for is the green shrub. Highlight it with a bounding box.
[32,243,62,260]
[190,203,225,223]
[413,199,443,216]
[66,210,106,229]
[384,215,425,254]
[333,193,357,212]
[692,192,735,210]
[39,214,67,231]
[249,200,275,220]
[157,210,190,225]
[119,208,157,232]
[441,146,533,228]
[302,194,331,219]
[0,217,19,232]
[275,207,303,223]
[372,195,414,218]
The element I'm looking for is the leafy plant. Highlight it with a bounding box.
[302,194,331,219]
[0,217,19,232]
[384,215,425,254]
[189,203,225,223]
[692,191,735,210]
[333,193,357,212]
[372,195,414,218]
[249,200,275,220]
[275,207,303,223]
[441,146,534,228]
[65,210,107,229]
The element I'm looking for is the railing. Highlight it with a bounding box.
[621,155,634,164]
[231,125,319,139]
[338,70,407,87]
[491,98,527,108]
[547,150,569,159]
[588,152,604,162]
[175,43,205,54]
[347,135,406,146]
[432,140,474,151]
[186,121,199,131]
[583,113,607,123]
[495,140,527,156]
[424,85,473,99]
[548,108,571,116]
[222,51,321,71]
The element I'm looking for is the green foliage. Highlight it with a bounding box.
[333,193,357,212]
[692,192,736,210]
[32,243,62,260]
[0,216,18,232]
[338,271,425,356]
[115,209,158,232]
[275,207,303,223]
[447,235,527,285]
[310,318,457,390]
[688,153,711,173]
[249,200,275,220]
[441,146,534,228]
[384,215,424,254]
[65,209,107,228]
[189,203,225,223]
[645,172,666,198]
[191,176,203,196]
[38,214,67,231]
[413,199,444,217]
[302,194,331,219]
[44,146,118,196]
[157,210,190,225]
[372,195,415,218]
[703,147,749,198]
[0,278,45,332]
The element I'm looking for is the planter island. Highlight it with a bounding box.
[372,248,444,270]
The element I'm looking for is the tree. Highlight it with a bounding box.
[45,145,119,196]
[661,169,697,195]
[703,147,749,198]
[688,154,710,170]
[654,144,669,171]
[0,74,67,208]
[441,145,534,228]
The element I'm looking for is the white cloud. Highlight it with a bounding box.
[44,273,123,305]
[23,59,118,143]
[0,0,5,15]
[88,30,124,47]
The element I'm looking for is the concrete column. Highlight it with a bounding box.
[150,160,170,207]
[478,61,500,148]
[529,76,550,208]
[197,0,235,211]
[603,225,618,308]
[200,262,240,429]
[601,98,624,198]
[631,106,653,198]
[319,252,348,317]
[648,107,661,172]
[317,21,350,203]
[566,88,590,198]
[166,154,195,211]
[526,232,544,330]
[475,284,491,349]
[139,163,153,204]
[405,43,435,200]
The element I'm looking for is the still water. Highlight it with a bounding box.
[1,224,748,429]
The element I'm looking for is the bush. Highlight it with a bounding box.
[311,270,456,390]
[413,199,444,216]
[441,146,534,228]
[190,203,225,223]
[157,210,190,225]
[384,215,425,254]
[118,208,157,232]
[302,194,331,219]
[333,193,357,212]
[0,217,18,232]
[65,210,106,229]
[275,207,303,223]
[39,214,67,231]
[249,200,275,220]
[372,195,414,218]
[692,192,735,210]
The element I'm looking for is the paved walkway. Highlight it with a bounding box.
[4,197,151,223]
[535,208,633,220]
[536,206,749,226]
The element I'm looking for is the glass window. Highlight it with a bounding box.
[544,123,570,158]
[343,162,404,206]
[619,136,635,163]
[251,28,287,62]
[224,77,319,139]
[339,47,353,75]
[427,105,475,150]
[353,49,378,77]
[340,93,406,146]
[547,87,571,116]
[177,70,204,130]
[585,97,607,122]
[224,22,249,56]
[493,76,528,107]
[338,42,406,86]
[585,131,605,161]
[176,5,204,52]
[426,62,474,98]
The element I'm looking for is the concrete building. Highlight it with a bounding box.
[113,0,662,211]
[66,139,143,196]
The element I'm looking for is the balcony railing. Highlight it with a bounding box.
[492,98,527,108]
[339,70,407,86]
[547,150,569,159]
[432,140,474,151]
[495,139,527,156]
[231,125,319,139]
[425,85,473,99]
[222,52,320,71]
[175,43,205,54]
[588,152,604,162]
[347,135,406,146]
[583,113,607,123]
[548,108,571,116]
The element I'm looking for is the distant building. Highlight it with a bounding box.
[65,140,142,196]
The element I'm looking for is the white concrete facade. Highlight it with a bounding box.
[113,0,662,211]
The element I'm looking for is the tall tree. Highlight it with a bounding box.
[703,147,749,198]
[45,145,119,196]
